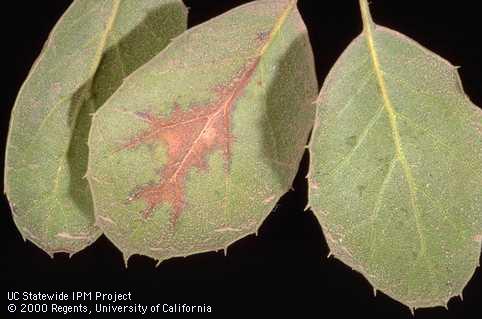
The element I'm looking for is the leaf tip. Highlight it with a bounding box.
[46,250,55,259]
[122,253,132,269]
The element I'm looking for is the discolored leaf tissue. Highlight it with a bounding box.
[5,0,482,311]
[87,0,317,264]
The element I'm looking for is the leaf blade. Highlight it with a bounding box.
[4,0,188,255]
[87,0,318,263]
[309,0,482,309]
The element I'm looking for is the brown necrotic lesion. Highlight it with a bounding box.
[119,58,260,225]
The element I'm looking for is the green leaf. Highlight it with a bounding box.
[87,0,317,264]
[4,0,187,256]
[309,0,482,309]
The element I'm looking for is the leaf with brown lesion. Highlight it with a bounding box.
[88,0,318,262]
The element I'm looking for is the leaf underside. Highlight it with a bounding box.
[87,0,318,264]
[309,0,482,309]
[4,0,187,255]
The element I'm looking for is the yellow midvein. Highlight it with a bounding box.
[52,1,120,195]
[259,0,297,56]
[66,0,120,130]
[89,0,121,83]
[359,0,426,256]
[171,0,297,182]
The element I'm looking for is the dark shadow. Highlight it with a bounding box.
[66,2,187,218]
[260,32,318,187]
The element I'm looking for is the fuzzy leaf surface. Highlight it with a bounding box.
[309,0,482,309]
[4,0,187,255]
[87,0,317,263]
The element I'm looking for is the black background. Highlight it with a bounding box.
[2,1,481,318]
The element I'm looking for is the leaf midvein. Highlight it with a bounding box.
[361,1,427,258]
